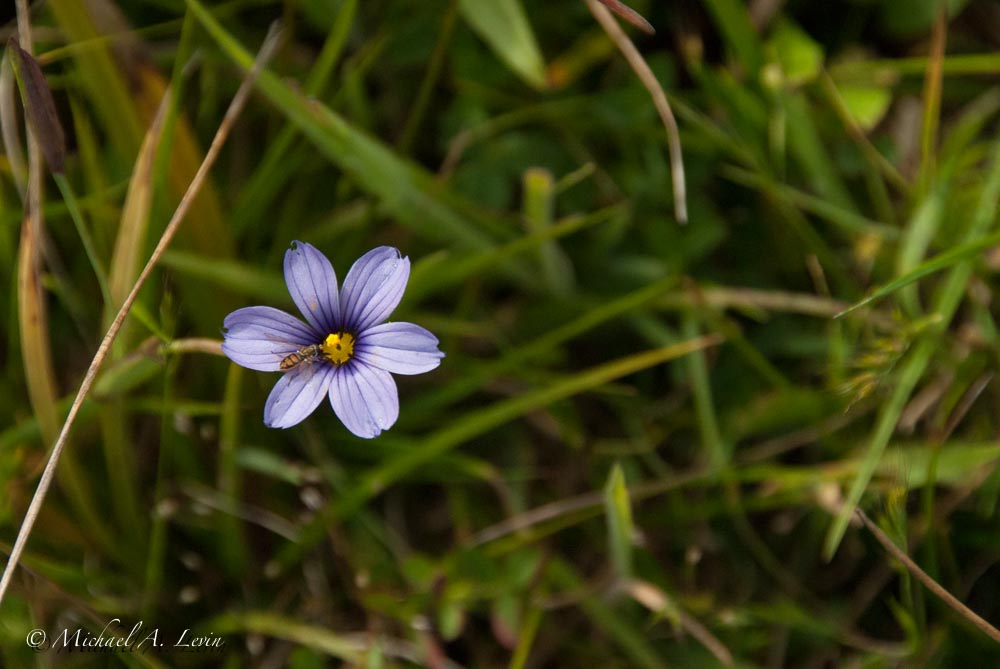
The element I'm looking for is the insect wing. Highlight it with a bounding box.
[288,355,322,384]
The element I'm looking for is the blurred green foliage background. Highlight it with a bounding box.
[2,0,1000,666]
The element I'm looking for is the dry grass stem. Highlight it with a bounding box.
[162,337,225,357]
[585,0,687,224]
[627,579,734,666]
[856,508,1000,644]
[470,467,712,546]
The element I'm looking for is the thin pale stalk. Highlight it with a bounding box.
[0,24,282,607]
[586,0,687,223]
[627,579,734,666]
[161,337,224,356]
[856,509,1000,644]
[15,0,32,52]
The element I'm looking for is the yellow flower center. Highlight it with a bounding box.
[321,332,355,365]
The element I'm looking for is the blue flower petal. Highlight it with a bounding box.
[264,363,334,429]
[355,322,444,375]
[284,241,341,333]
[222,306,317,372]
[339,246,410,332]
[329,362,399,439]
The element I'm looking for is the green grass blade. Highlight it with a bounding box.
[405,275,676,422]
[408,203,621,301]
[894,188,945,316]
[522,167,573,295]
[274,334,721,571]
[159,250,287,302]
[701,0,763,75]
[603,463,634,579]
[217,362,248,577]
[838,217,1000,318]
[458,0,548,89]
[187,0,509,252]
[682,314,728,471]
[107,90,170,330]
[232,0,358,238]
[52,174,112,308]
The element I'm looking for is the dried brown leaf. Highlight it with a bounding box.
[6,38,65,173]
[597,0,655,35]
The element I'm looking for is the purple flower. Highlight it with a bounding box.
[221,242,444,438]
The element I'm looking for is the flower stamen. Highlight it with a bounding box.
[321,332,355,365]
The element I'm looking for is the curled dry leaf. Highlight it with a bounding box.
[6,38,66,173]
[597,0,655,35]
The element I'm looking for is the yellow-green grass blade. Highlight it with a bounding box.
[107,88,170,343]
[895,187,945,317]
[98,399,144,543]
[50,0,235,332]
[508,604,542,669]
[837,217,1000,319]
[17,220,59,453]
[209,612,364,663]
[829,53,1000,84]
[603,463,635,580]
[158,250,287,302]
[17,217,117,556]
[48,0,145,157]
[476,440,1000,559]
[522,167,573,295]
[825,138,1000,559]
[51,174,112,308]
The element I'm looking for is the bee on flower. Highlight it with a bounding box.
[221,242,444,438]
